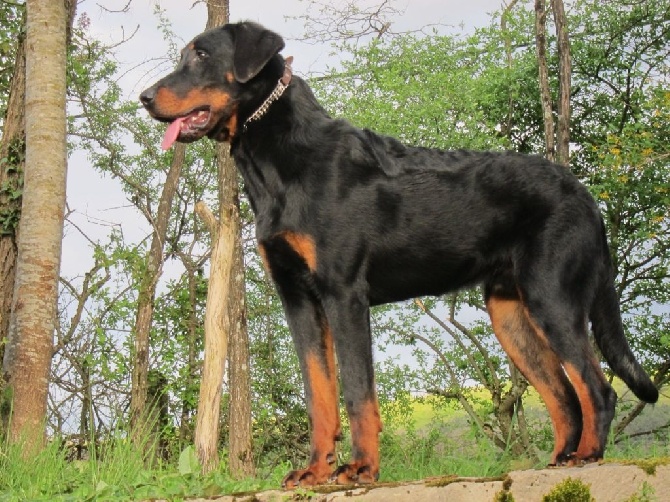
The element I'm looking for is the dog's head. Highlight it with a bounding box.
[140,22,285,148]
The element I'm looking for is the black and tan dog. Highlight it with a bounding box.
[140,22,658,487]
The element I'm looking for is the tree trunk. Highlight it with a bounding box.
[552,0,571,166]
[192,0,254,477]
[0,14,26,382]
[535,0,555,162]
[193,190,233,473]
[179,262,201,444]
[535,0,572,166]
[193,155,253,475]
[129,144,185,451]
[2,0,69,453]
[206,0,228,28]
[146,369,169,463]
[205,0,254,479]
[80,357,91,452]
[500,0,519,139]
[225,167,254,478]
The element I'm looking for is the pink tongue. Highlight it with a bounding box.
[161,117,185,150]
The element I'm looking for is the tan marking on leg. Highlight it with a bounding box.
[284,323,340,488]
[488,296,578,464]
[258,243,271,275]
[563,361,601,460]
[281,231,317,272]
[335,397,382,484]
[305,326,341,456]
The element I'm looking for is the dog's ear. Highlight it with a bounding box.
[232,22,285,83]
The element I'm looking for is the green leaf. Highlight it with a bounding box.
[178,445,201,476]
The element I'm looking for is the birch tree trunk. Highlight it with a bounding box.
[192,0,232,474]
[2,0,69,453]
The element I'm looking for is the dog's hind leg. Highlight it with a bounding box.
[323,290,382,485]
[485,280,583,465]
[517,252,617,463]
[562,351,618,461]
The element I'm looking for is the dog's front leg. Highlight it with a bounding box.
[274,291,341,488]
[324,292,382,485]
[260,234,342,488]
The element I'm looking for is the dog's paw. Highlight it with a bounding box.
[549,452,602,468]
[330,461,379,485]
[282,464,333,489]
[549,452,577,467]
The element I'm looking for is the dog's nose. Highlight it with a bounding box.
[139,87,156,106]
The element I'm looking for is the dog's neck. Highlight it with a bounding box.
[243,56,293,131]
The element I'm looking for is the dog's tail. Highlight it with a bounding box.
[590,225,658,404]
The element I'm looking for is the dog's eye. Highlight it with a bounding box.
[195,49,208,60]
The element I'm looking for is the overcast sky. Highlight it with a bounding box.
[63,0,507,278]
[87,0,508,95]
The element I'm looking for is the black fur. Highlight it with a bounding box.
[141,21,658,487]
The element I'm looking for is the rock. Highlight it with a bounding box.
[184,462,670,501]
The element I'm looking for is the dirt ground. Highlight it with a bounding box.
[189,461,670,502]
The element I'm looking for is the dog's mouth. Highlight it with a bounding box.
[160,108,212,150]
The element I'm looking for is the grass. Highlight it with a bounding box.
[377,403,556,483]
[0,439,283,501]
[376,380,670,484]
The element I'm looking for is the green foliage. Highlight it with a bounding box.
[494,487,516,502]
[566,1,670,376]
[0,1,23,120]
[313,35,514,150]
[624,482,657,502]
[150,271,207,443]
[177,445,200,475]
[542,477,594,502]
[52,227,148,444]
[378,425,510,481]
[0,138,24,235]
